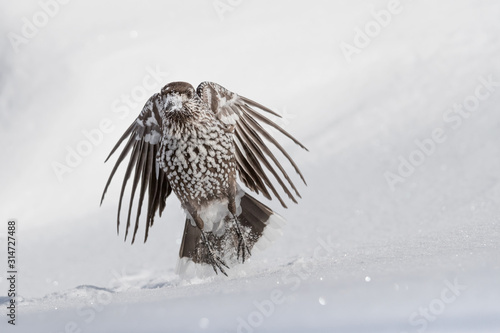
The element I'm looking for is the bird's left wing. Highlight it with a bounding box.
[196,82,308,208]
[101,93,172,243]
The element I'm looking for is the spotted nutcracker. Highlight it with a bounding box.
[101,81,307,275]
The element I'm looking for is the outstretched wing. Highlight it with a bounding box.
[101,93,172,244]
[196,82,308,208]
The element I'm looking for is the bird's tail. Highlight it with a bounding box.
[176,191,284,276]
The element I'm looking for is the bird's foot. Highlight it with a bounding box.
[232,216,251,263]
[201,232,228,276]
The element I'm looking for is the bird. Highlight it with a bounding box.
[101,81,307,275]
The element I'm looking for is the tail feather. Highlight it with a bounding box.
[178,219,202,260]
[176,191,283,275]
[238,194,272,236]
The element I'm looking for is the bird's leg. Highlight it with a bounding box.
[227,192,251,263]
[200,231,229,276]
[230,213,252,263]
[186,207,229,276]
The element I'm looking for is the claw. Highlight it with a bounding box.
[201,232,228,276]
[232,215,251,263]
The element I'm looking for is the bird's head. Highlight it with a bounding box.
[161,81,196,112]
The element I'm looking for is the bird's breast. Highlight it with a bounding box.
[158,120,236,204]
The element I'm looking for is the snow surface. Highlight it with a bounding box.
[1,0,500,332]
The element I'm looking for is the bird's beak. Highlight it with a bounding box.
[164,94,183,112]
[164,100,173,110]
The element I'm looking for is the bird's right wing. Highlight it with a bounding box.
[101,93,172,244]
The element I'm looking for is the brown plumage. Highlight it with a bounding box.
[101,81,307,275]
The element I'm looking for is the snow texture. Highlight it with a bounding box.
[1,0,500,332]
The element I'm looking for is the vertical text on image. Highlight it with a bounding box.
[6,219,18,325]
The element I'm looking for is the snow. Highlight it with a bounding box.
[1,0,500,332]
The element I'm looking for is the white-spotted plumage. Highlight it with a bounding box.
[101,81,308,275]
